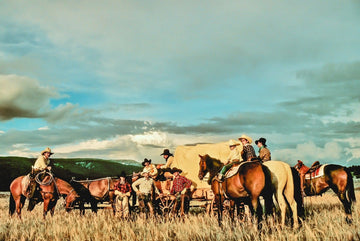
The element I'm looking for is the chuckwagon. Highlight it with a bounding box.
[154,141,232,215]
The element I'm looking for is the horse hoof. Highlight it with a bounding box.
[345,217,353,224]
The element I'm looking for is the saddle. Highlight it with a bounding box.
[304,162,326,180]
[223,162,248,179]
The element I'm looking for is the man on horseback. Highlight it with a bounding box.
[255,137,271,162]
[159,149,174,169]
[114,172,132,218]
[27,147,54,210]
[238,134,257,162]
[217,139,243,181]
[142,158,158,178]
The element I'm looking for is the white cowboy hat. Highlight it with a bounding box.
[41,147,54,155]
[238,135,253,144]
[228,139,241,146]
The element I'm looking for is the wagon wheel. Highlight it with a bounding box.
[156,195,176,217]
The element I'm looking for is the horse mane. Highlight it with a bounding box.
[204,154,223,170]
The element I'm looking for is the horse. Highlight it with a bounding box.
[70,177,119,215]
[262,161,299,227]
[198,154,273,227]
[294,160,356,223]
[9,173,80,219]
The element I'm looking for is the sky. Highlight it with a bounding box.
[0,0,360,167]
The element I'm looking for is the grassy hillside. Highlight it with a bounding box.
[0,156,143,191]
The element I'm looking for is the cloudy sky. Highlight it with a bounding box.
[1,0,359,166]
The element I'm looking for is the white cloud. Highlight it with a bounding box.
[274,141,342,165]
[130,131,169,147]
[38,126,49,131]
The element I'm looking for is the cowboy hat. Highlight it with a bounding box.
[228,139,241,146]
[160,149,172,156]
[141,158,152,166]
[255,137,267,145]
[141,170,150,176]
[119,171,127,178]
[169,167,183,174]
[238,134,253,144]
[41,147,54,155]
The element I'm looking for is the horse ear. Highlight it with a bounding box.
[198,154,202,158]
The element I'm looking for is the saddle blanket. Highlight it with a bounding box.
[304,164,327,180]
[21,174,31,198]
[224,162,248,179]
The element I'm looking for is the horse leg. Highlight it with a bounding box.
[229,200,235,222]
[43,198,50,219]
[214,193,223,226]
[334,187,353,223]
[15,196,25,219]
[283,184,298,228]
[250,196,263,230]
[274,187,287,227]
[50,200,57,216]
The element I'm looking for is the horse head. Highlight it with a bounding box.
[198,154,208,180]
[294,160,309,174]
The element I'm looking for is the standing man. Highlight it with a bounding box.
[160,149,174,169]
[255,137,271,162]
[132,171,160,216]
[170,168,192,216]
[238,134,257,162]
[114,172,132,218]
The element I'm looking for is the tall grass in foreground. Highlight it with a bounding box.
[0,192,359,241]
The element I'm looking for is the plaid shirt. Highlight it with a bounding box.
[114,182,132,193]
[171,175,191,194]
[242,144,256,162]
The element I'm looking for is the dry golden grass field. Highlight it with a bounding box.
[0,189,359,241]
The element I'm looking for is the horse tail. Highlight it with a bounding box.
[9,193,15,216]
[345,167,356,203]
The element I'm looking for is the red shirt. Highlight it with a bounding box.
[115,182,132,193]
[171,175,191,194]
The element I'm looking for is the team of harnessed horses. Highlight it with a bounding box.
[9,157,356,228]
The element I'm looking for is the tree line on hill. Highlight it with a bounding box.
[0,156,143,191]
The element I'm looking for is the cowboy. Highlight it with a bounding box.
[159,149,174,169]
[170,168,192,215]
[114,172,132,218]
[132,171,160,215]
[33,147,53,172]
[217,139,243,181]
[238,134,257,162]
[255,137,271,162]
[27,147,54,209]
[142,158,158,178]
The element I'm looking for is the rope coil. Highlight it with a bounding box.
[35,171,54,185]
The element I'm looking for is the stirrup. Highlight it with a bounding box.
[216,174,224,182]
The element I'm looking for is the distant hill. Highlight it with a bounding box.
[0,156,143,191]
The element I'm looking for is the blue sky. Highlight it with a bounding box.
[0,0,359,166]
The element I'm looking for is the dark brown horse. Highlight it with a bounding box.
[198,154,273,226]
[70,177,119,215]
[294,160,356,223]
[9,173,80,219]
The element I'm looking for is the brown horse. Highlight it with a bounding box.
[198,154,273,227]
[294,160,356,223]
[9,173,80,219]
[70,177,119,215]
